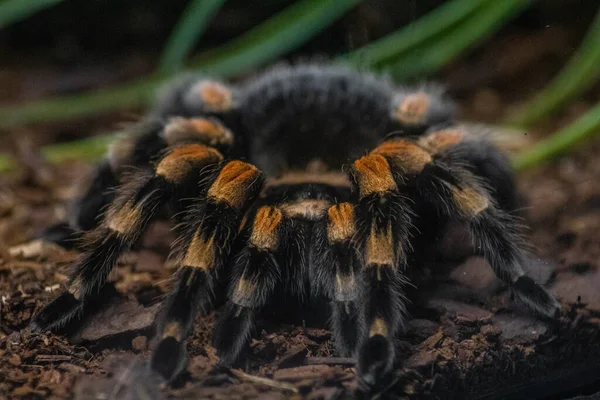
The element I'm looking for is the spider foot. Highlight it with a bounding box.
[357,335,395,391]
[213,304,255,367]
[513,275,561,319]
[150,337,188,382]
[30,292,84,333]
[30,283,119,333]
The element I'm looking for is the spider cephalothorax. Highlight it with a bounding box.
[31,64,560,390]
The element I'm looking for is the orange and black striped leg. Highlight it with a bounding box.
[45,120,167,244]
[369,134,560,318]
[312,203,362,357]
[41,116,235,248]
[40,159,120,248]
[31,144,225,333]
[419,127,520,213]
[348,155,413,389]
[151,161,264,380]
[212,206,285,367]
[40,161,116,249]
[31,171,172,332]
[413,156,559,318]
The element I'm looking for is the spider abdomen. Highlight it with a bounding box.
[238,66,401,174]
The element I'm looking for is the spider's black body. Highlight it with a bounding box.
[31,64,559,391]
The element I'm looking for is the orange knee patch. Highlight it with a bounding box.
[250,206,283,251]
[334,272,356,302]
[369,317,388,337]
[192,81,233,112]
[67,277,83,300]
[352,154,397,198]
[232,276,257,306]
[164,117,233,147]
[371,139,432,175]
[207,161,262,209]
[162,321,183,341]
[365,222,395,267]
[182,231,216,271]
[327,203,355,243]
[393,92,430,125]
[156,144,223,183]
[106,199,143,237]
[419,128,466,154]
[451,186,489,216]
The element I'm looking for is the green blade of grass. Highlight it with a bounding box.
[342,0,492,69]
[507,7,600,127]
[158,0,225,74]
[0,133,115,172]
[0,0,361,130]
[0,0,63,28]
[187,0,362,77]
[0,78,162,131]
[513,102,600,171]
[387,0,535,81]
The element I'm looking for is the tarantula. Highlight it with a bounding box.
[31,64,560,389]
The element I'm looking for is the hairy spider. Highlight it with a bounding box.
[31,64,560,389]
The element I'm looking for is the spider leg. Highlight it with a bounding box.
[347,155,413,389]
[210,205,286,367]
[30,143,226,333]
[374,132,560,318]
[427,161,559,317]
[151,160,264,380]
[312,202,362,357]
[39,120,165,247]
[419,126,520,213]
[42,117,235,247]
[68,158,119,232]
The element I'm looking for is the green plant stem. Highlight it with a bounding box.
[0,0,360,130]
[0,134,115,172]
[507,7,600,127]
[513,102,600,171]
[0,79,162,131]
[342,0,491,69]
[0,0,62,28]
[187,0,362,77]
[388,0,535,81]
[158,0,225,74]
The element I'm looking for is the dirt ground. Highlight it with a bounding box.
[2,15,600,400]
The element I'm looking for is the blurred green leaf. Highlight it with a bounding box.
[159,0,225,74]
[187,0,362,77]
[343,0,491,69]
[507,7,600,127]
[0,78,161,131]
[513,102,600,171]
[0,0,62,28]
[387,0,535,81]
[0,133,115,172]
[0,0,361,130]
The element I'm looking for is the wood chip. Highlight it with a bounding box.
[230,369,299,393]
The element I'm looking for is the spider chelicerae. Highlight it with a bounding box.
[31,64,560,389]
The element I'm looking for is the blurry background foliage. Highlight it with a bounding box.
[0,0,599,172]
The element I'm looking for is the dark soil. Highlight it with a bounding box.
[2,8,600,400]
